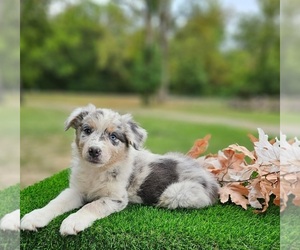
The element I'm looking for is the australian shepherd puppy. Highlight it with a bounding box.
[21,104,219,235]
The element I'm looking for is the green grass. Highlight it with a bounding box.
[0,185,20,250]
[280,201,300,250]
[0,108,20,136]
[21,170,279,250]
[21,107,70,138]
[0,185,20,221]
[21,104,257,187]
[23,92,280,125]
[20,105,258,154]
[136,116,255,154]
[162,98,279,125]
[21,107,256,154]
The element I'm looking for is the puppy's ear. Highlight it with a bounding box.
[122,114,147,150]
[65,104,96,131]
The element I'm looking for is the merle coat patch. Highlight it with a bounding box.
[137,159,179,205]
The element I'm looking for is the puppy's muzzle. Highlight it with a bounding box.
[88,147,102,163]
[88,147,101,158]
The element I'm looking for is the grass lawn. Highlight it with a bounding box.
[0,98,20,189]
[22,92,280,125]
[21,170,279,250]
[0,185,20,250]
[21,103,258,187]
[280,201,300,250]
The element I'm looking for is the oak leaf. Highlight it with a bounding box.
[227,144,256,162]
[219,183,249,209]
[253,128,280,165]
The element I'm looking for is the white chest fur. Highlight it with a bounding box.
[69,157,132,202]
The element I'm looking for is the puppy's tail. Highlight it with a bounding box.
[157,180,219,209]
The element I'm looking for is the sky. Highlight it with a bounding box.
[50,0,259,17]
[220,0,260,49]
[220,0,259,32]
[221,0,259,13]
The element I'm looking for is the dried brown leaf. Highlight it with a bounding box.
[219,183,249,210]
[220,149,245,171]
[187,134,211,158]
[227,144,256,161]
[248,133,258,143]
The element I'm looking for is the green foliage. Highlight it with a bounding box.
[232,0,280,97]
[131,45,161,105]
[170,1,226,96]
[21,0,51,89]
[46,3,105,91]
[94,3,135,92]
[21,0,279,98]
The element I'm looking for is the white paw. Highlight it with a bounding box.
[60,213,94,236]
[0,209,20,231]
[21,209,50,231]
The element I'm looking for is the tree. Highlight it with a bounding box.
[95,3,136,93]
[233,0,279,97]
[170,1,227,96]
[21,0,51,89]
[40,2,105,91]
[157,0,171,102]
[113,0,171,104]
[21,1,133,92]
[20,0,279,98]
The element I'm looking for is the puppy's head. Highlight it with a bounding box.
[65,104,147,167]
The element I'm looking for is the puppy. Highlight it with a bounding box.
[21,104,219,235]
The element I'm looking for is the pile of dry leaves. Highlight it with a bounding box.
[187,129,300,213]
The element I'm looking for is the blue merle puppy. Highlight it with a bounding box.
[21,104,219,235]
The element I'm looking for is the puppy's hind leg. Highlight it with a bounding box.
[158,181,217,209]
[21,188,83,231]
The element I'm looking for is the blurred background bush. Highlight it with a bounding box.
[20,0,279,103]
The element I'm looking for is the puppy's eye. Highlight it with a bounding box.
[109,133,118,142]
[83,127,92,135]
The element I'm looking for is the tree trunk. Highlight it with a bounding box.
[158,0,170,103]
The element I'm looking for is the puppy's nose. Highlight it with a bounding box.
[88,147,101,158]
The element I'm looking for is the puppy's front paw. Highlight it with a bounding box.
[0,209,20,231]
[60,213,94,236]
[21,209,50,231]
